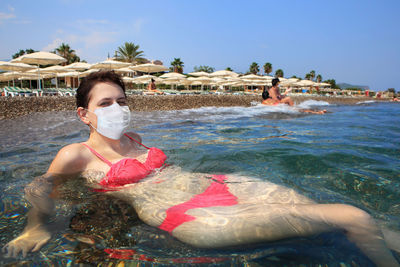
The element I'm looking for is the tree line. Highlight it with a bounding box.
[9,42,357,90]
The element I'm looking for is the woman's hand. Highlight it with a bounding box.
[2,225,51,258]
[284,87,292,95]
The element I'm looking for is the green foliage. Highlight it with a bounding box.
[324,79,340,89]
[309,70,315,81]
[226,67,233,71]
[305,73,311,80]
[249,62,259,74]
[263,62,272,75]
[193,65,214,73]
[170,58,184,73]
[116,42,145,64]
[12,48,37,59]
[387,88,395,93]
[316,74,322,83]
[55,43,81,65]
[291,75,299,78]
[275,69,284,78]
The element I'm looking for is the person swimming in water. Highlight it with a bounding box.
[146,78,164,95]
[262,78,327,114]
[3,71,399,266]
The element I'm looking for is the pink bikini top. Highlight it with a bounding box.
[83,134,167,188]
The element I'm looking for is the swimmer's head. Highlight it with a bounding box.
[76,70,126,109]
[272,78,280,87]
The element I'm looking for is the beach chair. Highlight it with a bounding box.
[3,86,20,97]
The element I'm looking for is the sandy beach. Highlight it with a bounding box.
[0,95,390,120]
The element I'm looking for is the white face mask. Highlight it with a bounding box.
[89,103,131,140]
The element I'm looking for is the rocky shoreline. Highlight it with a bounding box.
[0,95,389,120]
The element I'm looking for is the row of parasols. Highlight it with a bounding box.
[0,51,332,90]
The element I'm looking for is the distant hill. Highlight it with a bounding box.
[337,83,370,91]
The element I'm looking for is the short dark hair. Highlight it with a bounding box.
[262,88,270,100]
[272,78,280,87]
[76,70,126,108]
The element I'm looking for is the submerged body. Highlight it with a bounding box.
[3,71,399,267]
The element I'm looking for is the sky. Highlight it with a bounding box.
[0,0,399,90]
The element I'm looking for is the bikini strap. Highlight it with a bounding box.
[124,133,151,149]
[82,143,113,167]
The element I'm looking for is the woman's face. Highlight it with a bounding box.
[85,82,127,128]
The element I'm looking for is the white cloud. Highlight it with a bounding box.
[133,18,145,33]
[42,38,63,51]
[0,6,31,25]
[0,12,15,20]
[82,31,117,48]
[77,19,108,25]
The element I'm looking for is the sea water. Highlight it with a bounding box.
[0,100,399,266]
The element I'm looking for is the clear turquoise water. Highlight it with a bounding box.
[0,100,399,266]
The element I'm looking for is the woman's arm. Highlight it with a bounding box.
[2,144,88,257]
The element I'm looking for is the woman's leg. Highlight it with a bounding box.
[280,96,294,106]
[173,203,398,267]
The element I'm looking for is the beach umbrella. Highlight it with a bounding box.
[1,71,21,86]
[0,61,36,72]
[57,71,81,88]
[122,77,135,83]
[240,74,264,80]
[64,62,92,71]
[11,51,67,89]
[188,76,214,90]
[90,59,131,70]
[210,70,239,78]
[79,69,99,77]
[159,72,186,79]
[188,71,211,77]
[39,65,69,88]
[114,67,135,74]
[160,77,187,90]
[132,75,161,84]
[130,63,168,73]
[11,51,67,65]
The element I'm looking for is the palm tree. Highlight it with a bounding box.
[305,73,312,80]
[55,43,80,65]
[116,42,145,64]
[193,65,214,73]
[170,58,184,73]
[56,43,74,62]
[309,70,316,81]
[12,48,37,59]
[263,62,272,75]
[225,67,233,71]
[249,62,259,74]
[316,74,322,83]
[275,69,284,78]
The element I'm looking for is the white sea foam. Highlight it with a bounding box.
[356,100,376,105]
[297,100,330,109]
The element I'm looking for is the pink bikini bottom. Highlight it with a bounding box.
[159,175,238,233]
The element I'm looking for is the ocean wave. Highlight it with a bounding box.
[356,100,376,105]
[297,100,330,109]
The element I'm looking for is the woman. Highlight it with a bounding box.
[146,78,163,94]
[262,78,294,106]
[262,78,326,114]
[3,71,399,266]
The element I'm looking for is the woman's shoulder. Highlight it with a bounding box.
[125,132,142,143]
[47,143,91,175]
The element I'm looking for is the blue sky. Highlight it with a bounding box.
[0,0,399,90]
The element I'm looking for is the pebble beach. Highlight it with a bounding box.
[0,94,390,120]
